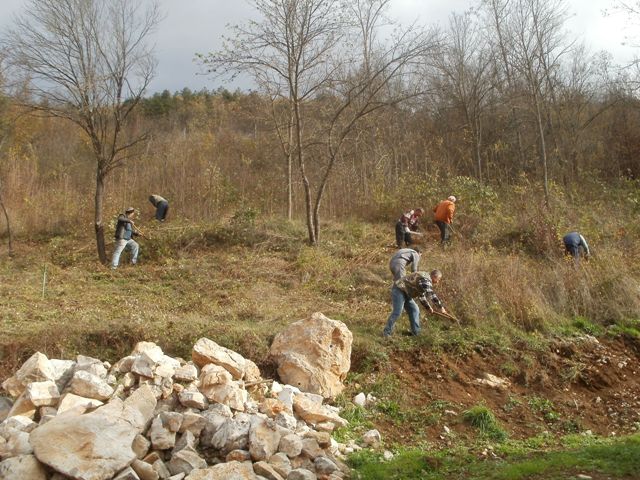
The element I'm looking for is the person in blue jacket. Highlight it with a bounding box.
[563,231,590,262]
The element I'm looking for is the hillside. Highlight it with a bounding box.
[1,209,639,478]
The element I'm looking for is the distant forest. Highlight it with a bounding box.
[1,0,639,248]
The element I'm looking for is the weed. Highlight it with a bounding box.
[561,418,583,434]
[608,321,640,339]
[561,362,587,383]
[500,360,519,377]
[486,434,640,479]
[463,404,508,442]
[528,396,560,423]
[376,399,404,420]
[348,448,437,480]
[503,395,523,413]
[429,400,455,412]
[349,434,640,479]
[333,403,373,443]
[366,373,400,399]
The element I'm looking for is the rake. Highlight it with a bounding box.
[428,310,462,326]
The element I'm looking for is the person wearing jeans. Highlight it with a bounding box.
[383,270,446,338]
[149,194,169,221]
[111,207,140,269]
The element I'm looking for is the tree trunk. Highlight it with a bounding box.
[0,180,13,257]
[287,111,294,221]
[473,114,483,183]
[293,100,316,245]
[95,171,107,264]
[533,90,550,206]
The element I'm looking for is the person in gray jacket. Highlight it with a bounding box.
[389,247,421,281]
[149,194,169,221]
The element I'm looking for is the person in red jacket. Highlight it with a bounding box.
[433,196,456,246]
[395,208,425,248]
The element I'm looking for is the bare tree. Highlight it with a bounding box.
[495,0,572,205]
[310,21,436,243]
[202,0,344,229]
[433,11,494,181]
[205,0,436,244]
[3,0,160,263]
[0,56,13,257]
[482,0,526,172]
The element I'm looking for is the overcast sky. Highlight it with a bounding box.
[0,0,635,94]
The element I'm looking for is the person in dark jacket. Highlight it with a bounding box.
[563,231,590,262]
[383,270,446,338]
[395,208,424,248]
[149,194,169,221]
[111,207,140,269]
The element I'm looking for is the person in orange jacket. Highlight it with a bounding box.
[433,196,456,246]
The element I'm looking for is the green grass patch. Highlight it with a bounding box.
[571,316,605,336]
[332,403,374,443]
[483,434,640,479]
[463,404,508,442]
[350,434,640,479]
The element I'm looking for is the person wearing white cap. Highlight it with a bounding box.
[111,207,141,269]
[433,196,457,246]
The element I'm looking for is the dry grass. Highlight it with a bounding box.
[1,210,639,379]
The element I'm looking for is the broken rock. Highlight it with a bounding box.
[0,454,47,480]
[69,370,114,401]
[185,460,258,479]
[192,338,247,380]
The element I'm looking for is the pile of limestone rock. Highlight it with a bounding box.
[0,313,357,480]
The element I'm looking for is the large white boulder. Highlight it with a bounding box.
[30,410,138,480]
[57,393,104,415]
[201,383,247,412]
[210,414,252,454]
[5,394,36,419]
[0,429,33,458]
[167,447,208,476]
[269,313,352,399]
[15,353,56,386]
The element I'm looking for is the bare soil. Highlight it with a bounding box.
[369,334,640,444]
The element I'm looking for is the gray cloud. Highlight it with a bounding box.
[0,0,635,95]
